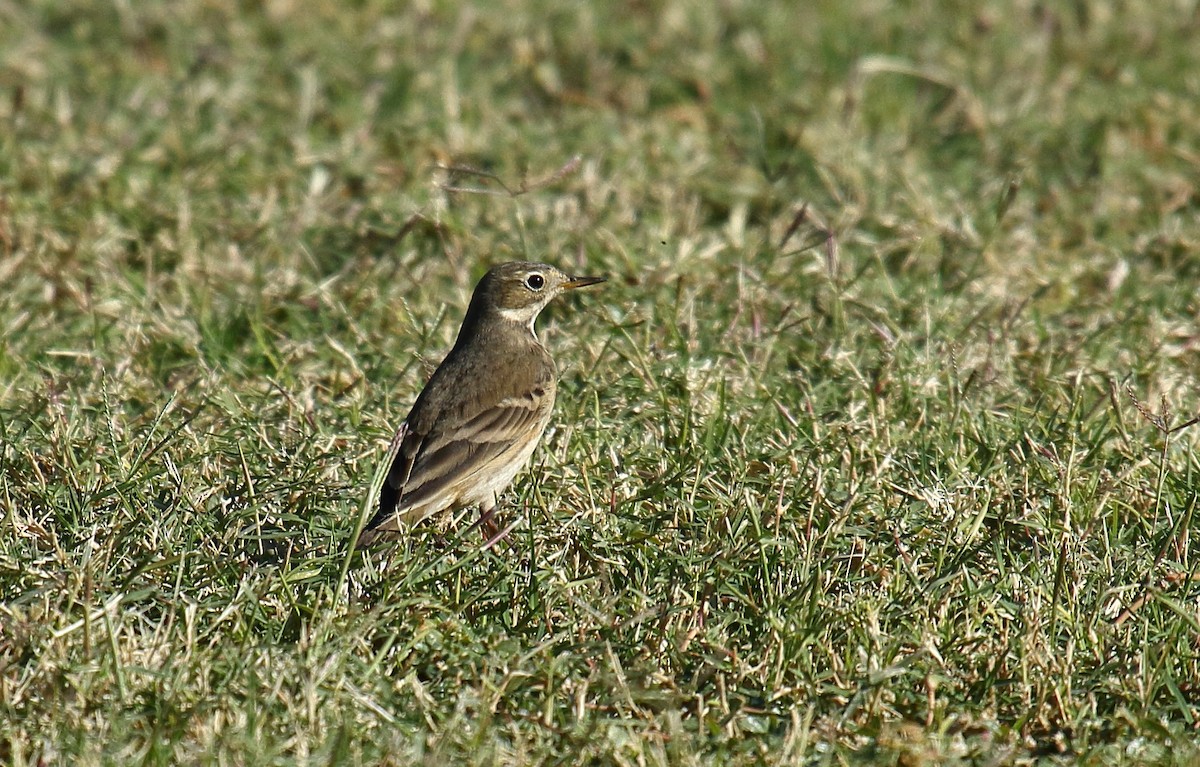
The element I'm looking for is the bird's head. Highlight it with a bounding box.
[470,261,605,334]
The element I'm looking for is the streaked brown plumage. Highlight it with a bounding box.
[356,262,605,548]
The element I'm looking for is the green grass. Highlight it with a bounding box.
[2,0,1199,763]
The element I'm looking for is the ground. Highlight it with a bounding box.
[1,0,1199,764]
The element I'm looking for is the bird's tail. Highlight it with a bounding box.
[354,422,409,549]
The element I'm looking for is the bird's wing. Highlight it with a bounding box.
[357,391,549,546]
[403,393,546,499]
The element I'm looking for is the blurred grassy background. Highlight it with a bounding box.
[1,0,1198,763]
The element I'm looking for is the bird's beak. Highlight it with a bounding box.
[563,275,607,290]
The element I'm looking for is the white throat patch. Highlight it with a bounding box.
[498,306,541,339]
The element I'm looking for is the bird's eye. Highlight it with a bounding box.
[525,273,545,290]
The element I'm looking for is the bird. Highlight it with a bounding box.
[356,261,606,548]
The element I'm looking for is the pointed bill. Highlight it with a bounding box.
[562,275,606,290]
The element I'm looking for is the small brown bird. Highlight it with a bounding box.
[356,261,605,548]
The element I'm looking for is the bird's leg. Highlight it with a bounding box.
[477,501,501,542]
[461,493,517,549]
[477,494,520,550]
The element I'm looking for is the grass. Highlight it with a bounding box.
[2,0,1199,763]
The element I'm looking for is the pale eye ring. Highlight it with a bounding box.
[525,273,545,290]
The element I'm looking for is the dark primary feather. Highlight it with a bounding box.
[371,422,415,531]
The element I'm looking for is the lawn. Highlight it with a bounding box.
[2,0,1199,763]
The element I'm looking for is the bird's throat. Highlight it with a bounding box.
[496,307,540,341]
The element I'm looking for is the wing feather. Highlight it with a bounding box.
[357,392,549,547]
